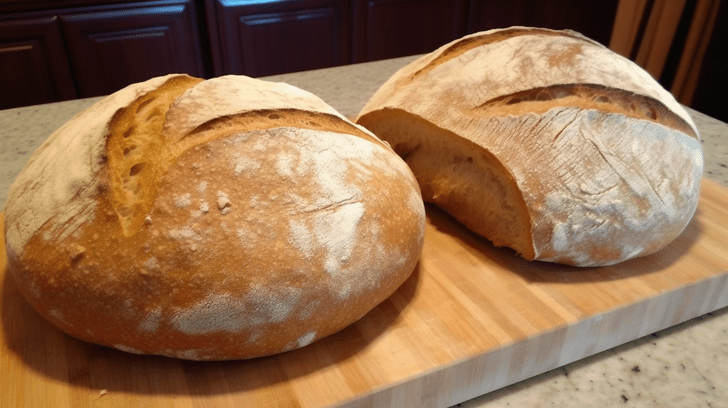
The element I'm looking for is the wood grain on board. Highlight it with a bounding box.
[2,177,727,408]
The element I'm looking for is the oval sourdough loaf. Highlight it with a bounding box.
[4,74,426,360]
[356,27,703,267]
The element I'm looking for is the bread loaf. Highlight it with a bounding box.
[356,27,703,266]
[4,74,425,360]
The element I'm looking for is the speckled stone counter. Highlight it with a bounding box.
[1,56,727,407]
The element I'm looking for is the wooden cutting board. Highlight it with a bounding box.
[2,177,727,408]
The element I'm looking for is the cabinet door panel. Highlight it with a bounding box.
[60,1,204,97]
[215,0,351,77]
[239,9,338,77]
[467,0,619,46]
[354,0,468,62]
[0,16,76,109]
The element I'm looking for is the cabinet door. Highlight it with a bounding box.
[213,0,351,77]
[0,16,76,109]
[467,0,620,46]
[354,0,468,62]
[60,0,204,98]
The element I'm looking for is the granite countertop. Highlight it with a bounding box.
[1,56,727,407]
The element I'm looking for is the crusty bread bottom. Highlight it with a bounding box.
[358,109,534,260]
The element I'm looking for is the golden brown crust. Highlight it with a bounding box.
[5,75,426,360]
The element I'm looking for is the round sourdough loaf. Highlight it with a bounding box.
[356,27,703,267]
[4,74,425,360]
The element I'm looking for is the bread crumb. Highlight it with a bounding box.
[99,389,108,397]
[217,191,232,211]
[68,243,86,262]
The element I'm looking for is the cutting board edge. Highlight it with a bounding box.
[333,271,728,408]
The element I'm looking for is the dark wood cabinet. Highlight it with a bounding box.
[0,15,76,109]
[60,0,204,97]
[354,0,468,62]
[0,0,205,108]
[467,0,620,46]
[210,0,351,77]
